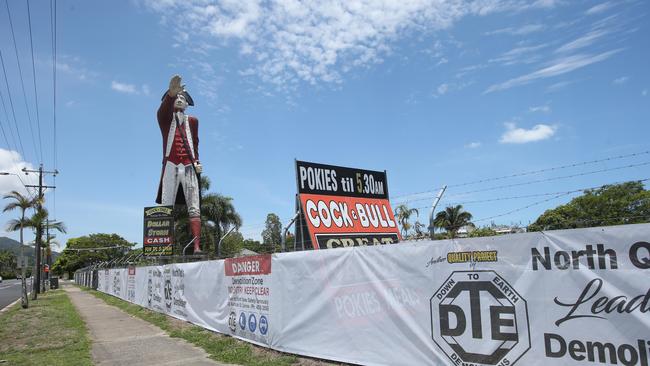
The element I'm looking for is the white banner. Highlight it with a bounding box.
[91,223,650,365]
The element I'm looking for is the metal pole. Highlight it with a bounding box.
[428,185,447,239]
[217,226,237,258]
[281,212,300,252]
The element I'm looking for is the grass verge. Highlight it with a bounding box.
[83,287,303,366]
[0,289,92,366]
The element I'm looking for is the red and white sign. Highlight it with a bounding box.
[225,255,272,276]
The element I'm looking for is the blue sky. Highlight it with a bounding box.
[0,0,648,248]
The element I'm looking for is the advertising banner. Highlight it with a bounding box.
[295,160,401,249]
[143,205,174,256]
[225,255,273,344]
[82,224,650,366]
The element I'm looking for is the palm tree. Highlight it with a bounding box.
[3,191,37,251]
[433,205,473,239]
[394,204,418,238]
[14,207,66,294]
[3,190,36,307]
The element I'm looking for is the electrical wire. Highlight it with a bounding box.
[50,0,57,219]
[445,161,650,199]
[0,51,26,159]
[392,150,650,200]
[4,0,40,162]
[26,0,43,163]
[0,86,17,151]
[393,178,650,213]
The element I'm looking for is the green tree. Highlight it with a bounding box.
[52,234,135,278]
[0,250,17,277]
[261,213,282,252]
[395,204,418,238]
[433,205,473,239]
[468,226,497,238]
[528,181,650,231]
[220,231,244,258]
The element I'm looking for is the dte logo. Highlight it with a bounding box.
[430,271,530,366]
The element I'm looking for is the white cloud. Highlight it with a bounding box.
[586,2,614,15]
[643,89,648,97]
[529,105,551,113]
[142,0,557,87]
[0,149,37,197]
[485,24,545,36]
[485,49,621,93]
[546,80,575,92]
[111,81,151,95]
[500,122,557,144]
[465,142,481,149]
[612,76,628,85]
[556,29,609,53]
[111,81,138,94]
[489,44,547,65]
[436,83,449,96]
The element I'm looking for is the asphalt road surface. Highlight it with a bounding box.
[0,278,33,310]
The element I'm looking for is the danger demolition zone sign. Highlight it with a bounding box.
[295,160,401,250]
[143,205,174,256]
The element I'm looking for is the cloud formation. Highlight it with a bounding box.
[465,142,481,149]
[111,81,150,95]
[142,0,559,87]
[485,49,621,93]
[500,122,556,144]
[0,149,37,196]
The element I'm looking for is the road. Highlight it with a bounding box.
[0,278,32,310]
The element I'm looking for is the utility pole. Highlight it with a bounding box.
[23,164,58,298]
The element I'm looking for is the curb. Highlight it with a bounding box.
[0,298,21,313]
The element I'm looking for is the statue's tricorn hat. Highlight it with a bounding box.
[161,89,194,106]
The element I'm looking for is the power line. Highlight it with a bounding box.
[393,178,650,214]
[392,150,650,200]
[0,86,17,151]
[26,0,43,163]
[50,0,57,170]
[0,113,11,149]
[0,51,27,159]
[50,0,57,218]
[472,192,574,223]
[445,161,650,199]
[4,0,40,162]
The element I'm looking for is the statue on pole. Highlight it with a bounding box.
[156,75,203,253]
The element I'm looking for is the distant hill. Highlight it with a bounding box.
[0,236,60,265]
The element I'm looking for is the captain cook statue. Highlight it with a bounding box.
[156,75,203,253]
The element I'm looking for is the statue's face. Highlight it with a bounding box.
[174,94,188,110]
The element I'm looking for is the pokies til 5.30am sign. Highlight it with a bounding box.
[295,160,401,250]
[143,205,174,256]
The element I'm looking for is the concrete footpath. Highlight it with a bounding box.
[65,285,230,366]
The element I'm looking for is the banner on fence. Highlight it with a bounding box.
[91,224,650,365]
[295,160,401,250]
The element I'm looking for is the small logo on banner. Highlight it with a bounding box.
[259,315,268,335]
[228,312,237,332]
[164,278,172,312]
[430,271,531,366]
[239,312,247,330]
[248,314,257,333]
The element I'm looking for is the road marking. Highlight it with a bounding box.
[0,283,20,290]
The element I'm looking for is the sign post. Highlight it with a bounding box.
[295,160,401,250]
[143,206,174,256]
